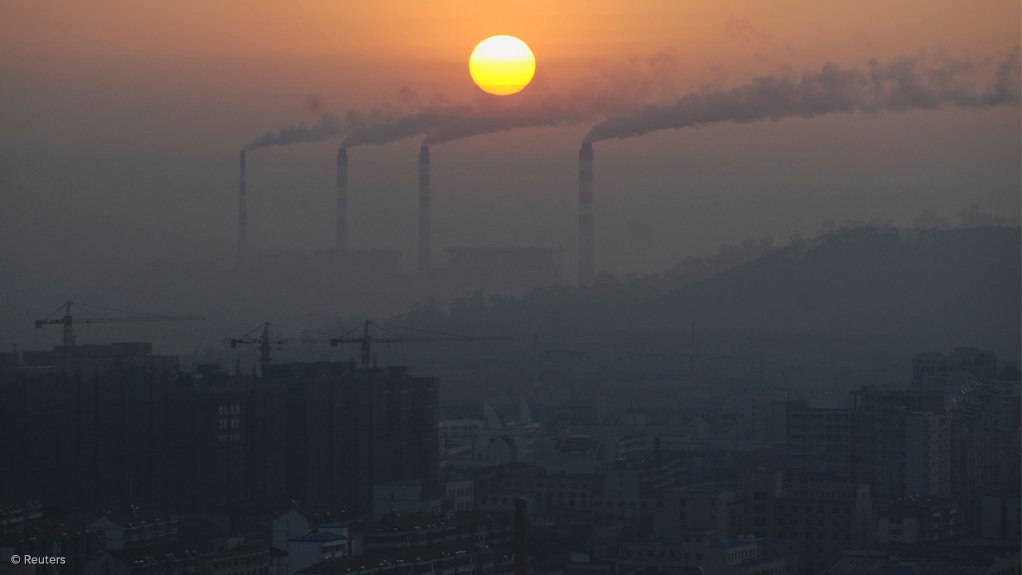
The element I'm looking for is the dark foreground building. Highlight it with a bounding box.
[0,344,181,507]
[265,362,439,513]
[0,345,439,513]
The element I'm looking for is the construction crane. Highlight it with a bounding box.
[229,322,329,370]
[331,320,513,367]
[230,320,513,371]
[35,300,205,347]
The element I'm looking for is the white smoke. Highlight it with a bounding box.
[584,49,1020,143]
[243,49,1019,150]
[244,50,677,150]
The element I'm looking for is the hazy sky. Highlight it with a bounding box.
[1,0,1019,276]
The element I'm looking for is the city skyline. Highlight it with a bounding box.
[1,3,1020,572]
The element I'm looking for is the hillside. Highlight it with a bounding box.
[397,226,1020,363]
[646,226,1019,357]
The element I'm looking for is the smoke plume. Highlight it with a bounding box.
[244,49,1018,150]
[337,49,681,148]
[421,50,680,146]
[584,49,1020,143]
[340,104,472,147]
[245,112,348,150]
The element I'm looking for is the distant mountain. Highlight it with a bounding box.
[645,226,1020,357]
[401,226,1020,363]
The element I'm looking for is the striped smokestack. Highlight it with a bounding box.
[418,145,431,276]
[578,142,595,284]
[238,150,248,260]
[336,147,349,253]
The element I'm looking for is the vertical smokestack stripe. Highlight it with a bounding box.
[578,143,595,285]
[418,145,431,276]
[336,147,349,253]
[238,150,248,260]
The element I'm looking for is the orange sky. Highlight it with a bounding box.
[2,0,1018,156]
[0,0,1018,274]
[3,0,1018,102]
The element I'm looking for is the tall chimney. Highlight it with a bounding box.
[336,147,349,254]
[578,142,595,284]
[513,498,529,575]
[418,145,431,276]
[238,150,248,260]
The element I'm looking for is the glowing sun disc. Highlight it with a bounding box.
[469,35,536,96]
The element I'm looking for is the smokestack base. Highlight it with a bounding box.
[578,143,595,285]
[336,146,349,253]
[238,149,248,260]
[418,145,432,276]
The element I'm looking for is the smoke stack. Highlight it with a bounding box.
[336,147,349,254]
[238,150,248,260]
[514,498,529,575]
[578,143,595,284]
[418,145,431,276]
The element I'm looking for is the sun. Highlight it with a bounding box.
[469,35,536,96]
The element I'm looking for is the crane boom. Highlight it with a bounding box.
[230,322,331,370]
[231,319,511,372]
[35,301,205,347]
[330,320,512,367]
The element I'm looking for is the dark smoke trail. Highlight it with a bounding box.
[244,50,678,150]
[340,104,471,148]
[584,49,1020,143]
[245,112,348,150]
[342,49,681,148]
[421,51,681,146]
[420,96,593,146]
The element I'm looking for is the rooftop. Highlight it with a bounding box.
[298,542,511,574]
[349,511,508,534]
[92,510,175,528]
[290,532,347,543]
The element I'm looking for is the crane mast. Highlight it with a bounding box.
[230,322,330,371]
[35,300,205,347]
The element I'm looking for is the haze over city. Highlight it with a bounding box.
[0,2,1020,575]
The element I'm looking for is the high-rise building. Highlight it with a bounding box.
[786,387,950,501]
[787,348,1020,540]
[741,470,873,574]
[0,343,180,508]
[162,372,288,510]
[264,362,439,513]
[911,347,998,391]
[852,388,951,501]
[785,400,855,481]
[1,346,439,514]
